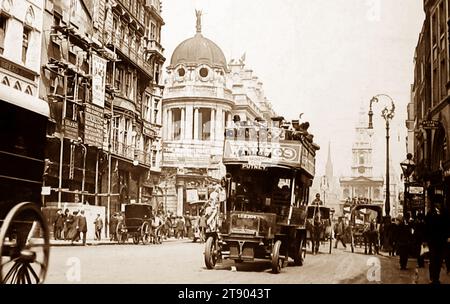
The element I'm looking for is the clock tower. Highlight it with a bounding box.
[351,107,374,177]
[339,104,384,214]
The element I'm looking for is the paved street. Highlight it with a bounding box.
[44,239,449,284]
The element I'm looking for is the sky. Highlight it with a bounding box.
[160,0,425,178]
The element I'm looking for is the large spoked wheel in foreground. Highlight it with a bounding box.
[204,236,218,269]
[0,202,50,284]
[141,222,150,245]
[271,240,284,274]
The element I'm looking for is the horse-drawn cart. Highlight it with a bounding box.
[0,89,51,283]
[305,206,333,254]
[349,204,382,254]
[116,204,153,244]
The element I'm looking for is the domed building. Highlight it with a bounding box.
[160,11,276,215]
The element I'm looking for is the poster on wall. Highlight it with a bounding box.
[91,53,107,108]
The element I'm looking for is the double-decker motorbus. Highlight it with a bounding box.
[203,118,319,273]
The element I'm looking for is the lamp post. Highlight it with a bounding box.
[400,153,416,217]
[368,94,395,217]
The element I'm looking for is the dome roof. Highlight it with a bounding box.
[170,33,227,69]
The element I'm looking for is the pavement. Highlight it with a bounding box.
[49,237,189,246]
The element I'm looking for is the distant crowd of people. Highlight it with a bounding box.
[53,208,103,245]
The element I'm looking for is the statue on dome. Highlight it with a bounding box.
[195,10,202,33]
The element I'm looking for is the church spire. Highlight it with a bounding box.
[325,141,333,179]
[195,10,202,33]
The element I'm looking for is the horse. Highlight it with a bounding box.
[362,221,379,255]
[307,210,324,255]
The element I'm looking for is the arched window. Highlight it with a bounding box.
[359,153,365,165]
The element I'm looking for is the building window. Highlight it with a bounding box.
[178,68,185,77]
[112,117,120,153]
[359,154,364,165]
[441,59,447,99]
[150,22,156,40]
[0,15,7,55]
[433,68,439,106]
[155,64,160,84]
[151,150,157,167]
[172,108,181,140]
[153,98,159,124]
[199,67,208,78]
[198,108,211,140]
[22,27,31,63]
[143,94,151,121]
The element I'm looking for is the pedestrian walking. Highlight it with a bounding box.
[109,213,118,241]
[63,208,72,240]
[199,210,207,242]
[185,213,192,238]
[425,199,450,284]
[334,217,347,249]
[394,214,412,270]
[412,212,426,268]
[78,210,88,245]
[53,209,64,240]
[72,210,87,245]
[68,211,79,243]
[94,214,103,241]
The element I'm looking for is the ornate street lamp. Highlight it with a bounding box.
[368,94,395,216]
[400,153,416,217]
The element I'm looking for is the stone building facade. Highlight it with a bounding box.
[39,0,165,223]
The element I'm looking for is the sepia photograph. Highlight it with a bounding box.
[0,0,449,289]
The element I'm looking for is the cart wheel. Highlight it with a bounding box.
[0,202,50,284]
[132,233,140,244]
[271,240,283,274]
[294,238,305,266]
[204,236,218,269]
[141,222,150,245]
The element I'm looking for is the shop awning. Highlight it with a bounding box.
[0,84,49,117]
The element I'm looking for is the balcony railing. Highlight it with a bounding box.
[111,141,151,166]
[111,34,152,77]
[145,39,165,59]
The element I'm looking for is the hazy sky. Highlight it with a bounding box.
[161,0,425,178]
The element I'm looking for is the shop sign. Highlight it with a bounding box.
[421,120,440,129]
[223,140,302,168]
[84,103,104,148]
[63,118,78,140]
[409,186,424,194]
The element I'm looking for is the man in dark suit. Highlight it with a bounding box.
[77,210,88,245]
[53,209,65,240]
[425,199,450,284]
